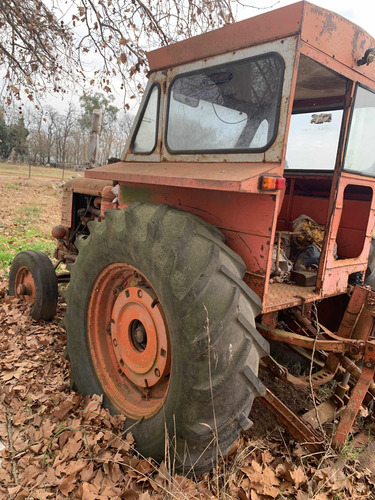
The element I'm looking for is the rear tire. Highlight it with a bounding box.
[9,250,58,321]
[64,203,269,473]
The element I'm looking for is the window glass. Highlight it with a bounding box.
[285,110,343,170]
[344,86,375,176]
[132,85,159,154]
[166,54,284,152]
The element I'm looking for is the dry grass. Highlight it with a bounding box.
[0,162,76,180]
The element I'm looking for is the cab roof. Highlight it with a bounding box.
[147,1,375,84]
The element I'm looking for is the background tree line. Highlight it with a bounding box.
[0,93,133,169]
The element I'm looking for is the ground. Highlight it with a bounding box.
[0,166,374,499]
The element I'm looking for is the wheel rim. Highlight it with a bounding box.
[87,263,171,419]
[14,266,36,304]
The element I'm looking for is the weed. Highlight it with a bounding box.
[0,233,55,273]
[42,426,93,467]
[318,380,337,401]
[339,434,365,462]
[5,184,21,190]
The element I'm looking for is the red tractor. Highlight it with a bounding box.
[9,1,375,472]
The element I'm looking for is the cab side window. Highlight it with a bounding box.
[131,84,160,154]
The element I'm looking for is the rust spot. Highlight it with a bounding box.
[352,28,361,59]
[311,6,324,16]
[319,13,337,37]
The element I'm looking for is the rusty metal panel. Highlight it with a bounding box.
[117,183,278,301]
[62,177,110,228]
[299,43,375,92]
[301,3,375,86]
[61,189,72,227]
[288,194,330,227]
[85,161,282,193]
[264,282,321,313]
[147,3,303,72]
[63,177,110,196]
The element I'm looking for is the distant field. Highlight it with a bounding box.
[0,162,76,180]
[0,173,66,274]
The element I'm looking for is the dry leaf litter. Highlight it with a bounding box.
[0,283,374,499]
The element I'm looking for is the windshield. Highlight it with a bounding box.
[166,53,284,153]
[344,85,375,177]
[285,109,343,170]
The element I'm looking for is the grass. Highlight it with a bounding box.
[339,435,366,463]
[0,162,76,180]
[0,201,55,272]
[0,234,55,271]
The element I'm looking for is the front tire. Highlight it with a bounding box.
[9,250,58,321]
[64,203,269,473]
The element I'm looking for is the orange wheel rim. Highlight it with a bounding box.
[14,266,36,304]
[87,263,171,419]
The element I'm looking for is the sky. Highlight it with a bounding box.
[45,0,375,112]
[235,0,375,38]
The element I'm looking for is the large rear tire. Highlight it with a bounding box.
[64,203,269,473]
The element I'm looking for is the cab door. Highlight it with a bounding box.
[318,84,375,296]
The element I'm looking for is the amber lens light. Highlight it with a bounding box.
[259,176,286,191]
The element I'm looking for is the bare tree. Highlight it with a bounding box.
[0,0,78,103]
[23,106,55,164]
[51,104,77,166]
[0,0,269,103]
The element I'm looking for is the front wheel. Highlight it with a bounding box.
[64,203,269,473]
[9,250,58,321]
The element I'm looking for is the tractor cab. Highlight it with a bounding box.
[84,1,375,315]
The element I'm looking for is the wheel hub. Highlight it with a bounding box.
[131,320,147,349]
[111,286,169,388]
[87,263,171,419]
[14,266,36,304]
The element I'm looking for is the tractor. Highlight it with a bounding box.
[9,1,375,473]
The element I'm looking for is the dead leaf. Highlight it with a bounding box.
[58,473,76,496]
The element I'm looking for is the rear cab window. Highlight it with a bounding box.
[166,53,285,154]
